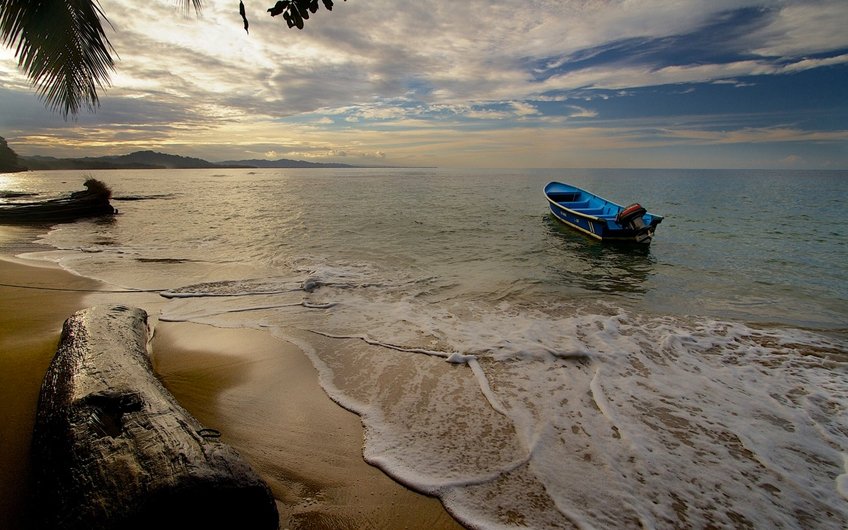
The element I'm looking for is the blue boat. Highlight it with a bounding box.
[544,181,663,244]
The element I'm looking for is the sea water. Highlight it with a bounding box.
[3,167,847,528]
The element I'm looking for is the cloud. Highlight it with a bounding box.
[712,79,755,88]
[659,127,848,145]
[7,2,847,117]
[567,105,598,118]
[746,1,848,56]
[543,53,848,93]
[90,2,787,115]
[1,0,846,168]
[780,54,848,73]
[510,101,539,116]
[346,104,413,121]
[465,109,512,120]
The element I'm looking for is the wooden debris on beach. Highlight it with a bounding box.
[0,178,116,223]
[31,305,279,530]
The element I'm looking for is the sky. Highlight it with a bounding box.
[1,0,847,169]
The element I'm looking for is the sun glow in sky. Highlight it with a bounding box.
[1,0,847,168]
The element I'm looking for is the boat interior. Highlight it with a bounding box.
[547,191,619,219]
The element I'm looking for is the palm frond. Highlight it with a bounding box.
[177,0,204,15]
[0,0,116,119]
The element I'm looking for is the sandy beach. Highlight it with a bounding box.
[0,255,462,529]
[0,257,100,529]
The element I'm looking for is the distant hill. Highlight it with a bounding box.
[21,150,230,170]
[219,158,357,168]
[98,150,222,169]
[0,136,26,173]
[18,150,365,170]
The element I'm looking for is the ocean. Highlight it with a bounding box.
[3,167,847,528]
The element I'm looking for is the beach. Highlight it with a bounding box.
[0,257,99,529]
[0,254,462,529]
[1,168,846,529]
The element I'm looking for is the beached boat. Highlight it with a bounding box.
[544,181,663,244]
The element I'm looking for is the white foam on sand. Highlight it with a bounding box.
[156,269,848,529]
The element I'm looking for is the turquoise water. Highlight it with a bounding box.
[4,168,848,528]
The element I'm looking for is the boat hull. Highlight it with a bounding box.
[544,182,663,244]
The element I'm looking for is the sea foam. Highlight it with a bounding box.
[155,269,848,529]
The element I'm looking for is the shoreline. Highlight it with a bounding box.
[0,254,462,529]
[153,322,462,529]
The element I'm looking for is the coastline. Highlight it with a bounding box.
[0,254,462,529]
[153,322,463,529]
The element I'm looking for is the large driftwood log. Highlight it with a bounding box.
[31,305,279,530]
[0,178,116,223]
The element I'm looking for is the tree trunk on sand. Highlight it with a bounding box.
[31,305,279,530]
[0,179,116,223]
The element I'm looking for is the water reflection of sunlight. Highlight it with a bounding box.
[0,174,18,190]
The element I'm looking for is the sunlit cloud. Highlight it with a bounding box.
[537,56,848,93]
[662,127,848,145]
[0,0,846,168]
[511,102,539,117]
[747,2,848,56]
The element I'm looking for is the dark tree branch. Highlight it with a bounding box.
[267,0,344,30]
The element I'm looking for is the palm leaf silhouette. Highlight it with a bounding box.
[0,0,201,118]
[2,1,340,118]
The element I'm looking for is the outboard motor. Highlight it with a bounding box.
[616,203,651,243]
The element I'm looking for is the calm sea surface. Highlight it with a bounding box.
[3,168,847,528]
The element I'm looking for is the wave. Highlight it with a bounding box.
[154,267,848,529]
[112,193,178,201]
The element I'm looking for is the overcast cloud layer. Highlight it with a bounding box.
[1,0,846,168]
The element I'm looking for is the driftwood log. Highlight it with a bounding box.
[0,178,116,223]
[31,305,279,530]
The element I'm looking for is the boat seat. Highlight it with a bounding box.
[548,192,582,202]
[573,208,604,215]
[559,200,589,208]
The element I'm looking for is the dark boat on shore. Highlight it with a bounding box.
[544,181,663,244]
[0,178,116,223]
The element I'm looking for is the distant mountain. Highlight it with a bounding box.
[18,150,365,170]
[98,150,223,169]
[219,158,358,168]
[0,136,26,173]
[21,150,232,170]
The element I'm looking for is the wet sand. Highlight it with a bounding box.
[0,257,101,529]
[0,256,463,529]
[153,323,463,529]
